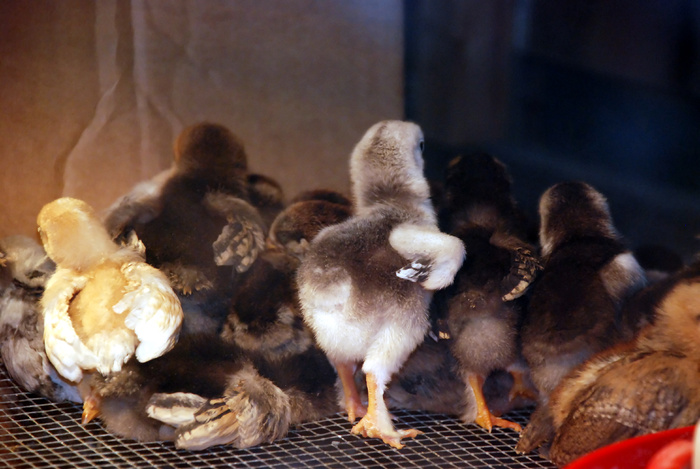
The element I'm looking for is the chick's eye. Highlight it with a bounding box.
[419,139,425,153]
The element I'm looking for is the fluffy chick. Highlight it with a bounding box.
[267,189,352,259]
[523,260,700,467]
[103,122,266,335]
[37,197,183,386]
[82,334,325,450]
[435,154,541,433]
[0,235,81,403]
[297,120,465,449]
[520,182,647,406]
[220,244,339,417]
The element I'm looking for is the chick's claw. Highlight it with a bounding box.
[395,259,431,283]
[351,416,422,450]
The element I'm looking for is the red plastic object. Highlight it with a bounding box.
[563,426,694,469]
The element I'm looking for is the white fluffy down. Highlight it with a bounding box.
[389,222,466,291]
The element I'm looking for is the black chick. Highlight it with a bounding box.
[520,181,647,407]
[522,259,700,467]
[103,122,266,335]
[0,235,80,402]
[435,153,541,432]
[220,245,339,420]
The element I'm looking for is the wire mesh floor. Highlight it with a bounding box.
[0,362,556,469]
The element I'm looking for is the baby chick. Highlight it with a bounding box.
[520,181,647,405]
[267,189,352,259]
[103,122,266,334]
[528,260,700,467]
[0,235,81,402]
[297,120,465,449]
[435,153,541,433]
[37,197,183,386]
[82,333,330,450]
[221,248,338,419]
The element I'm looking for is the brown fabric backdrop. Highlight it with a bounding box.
[0,0,403,241]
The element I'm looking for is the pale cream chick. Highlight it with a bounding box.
[38,197,183,390]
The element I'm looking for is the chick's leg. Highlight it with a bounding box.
[335,361,366,422]
[468,373,522,433]
[351,372,422,449]
[507,366,538,403]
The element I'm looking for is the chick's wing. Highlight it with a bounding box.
[42,268,97,382]
[116,262,183,363]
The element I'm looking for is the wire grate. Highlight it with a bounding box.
[0,362,556,468]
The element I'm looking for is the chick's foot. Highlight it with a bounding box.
[469,374,522,433]
[351,371,422,449]
[351,415,421,450]
[82,395,100,424]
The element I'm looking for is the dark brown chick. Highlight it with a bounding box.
[520,181,647,406]
[81,334,289,449]
[103,122,266,335]
[267,189,352,259]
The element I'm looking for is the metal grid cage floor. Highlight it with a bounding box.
[0,361,556,468]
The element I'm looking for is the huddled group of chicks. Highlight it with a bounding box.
[0,119,698,466]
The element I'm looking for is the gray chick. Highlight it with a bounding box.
[0,235,80,403]
[297,120,465,449]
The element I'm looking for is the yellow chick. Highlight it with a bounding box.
[38,197,183,386]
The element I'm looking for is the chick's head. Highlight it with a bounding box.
[0,235,55,288]
[174,122,248,178]
[539,182,617,257]
[643,277,700,359]
[37,197,117,271]
[349,120,429,213]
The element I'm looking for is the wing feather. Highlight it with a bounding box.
[116,262,183,363]
[146,365,291,450]
[41,268,97,382]
[389,223,465,290]
[205,193,266,273]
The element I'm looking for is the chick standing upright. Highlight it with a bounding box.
[38,197,183,385]
[297,120,465,449]
[436,153,540,432]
